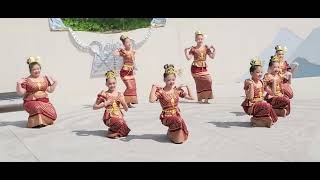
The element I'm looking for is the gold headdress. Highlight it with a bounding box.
[275,45,288,52]
[120,34,129,41]
[250,57,262,67]
[164,64,175,74]
[195,30,204,36]
[27,56,41,65]
[270,55,280,62]
[105,70,116,79]
[164,64,183,76]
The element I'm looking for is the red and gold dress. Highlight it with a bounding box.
[155,87,189,136]
[279,59,293,99]
[21,76,57,128]
[263,73,291,115]
[96,91,130,137]
[241,80,278,123]
[119,49,138,104]
[189,45,214,101]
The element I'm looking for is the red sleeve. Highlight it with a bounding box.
[189,47,194,55]
[119,49,125,57]
[243,80,250,90]
[21,80,27,89]
[96,91,106,104]
[155,88,162,100]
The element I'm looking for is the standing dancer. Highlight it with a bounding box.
[113,35,138,108]
[149,64,194,144]
[241,58,278,128]
[93,70,130,139]
[16,56,58,128]
[184,31,215,104]
[264,56,291,117]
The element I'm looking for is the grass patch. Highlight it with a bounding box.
[62,18,152,33]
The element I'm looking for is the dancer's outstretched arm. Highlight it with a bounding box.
[113,49,121,56]
[184,47,193,60]
[46,76,58,93]
[208,45,215,59]
[178,85,194,100]
[93,98,111,110]
[149,84,160,103]
[119,93,128,112]
[244,80,254,101]
[263,74,275,96]
[285,71,292,84]
[16,78,26,96]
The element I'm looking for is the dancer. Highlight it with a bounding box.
[93,70,130,139]
[264,56,291,117]
[113,35,138,108]
[184,31,215,104]
[241,57,278,128]
[16,56,58,128]
[273,45,294,99]
[149,64,194,144]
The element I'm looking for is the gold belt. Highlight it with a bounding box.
[123,64,133,68]
[106,107,120,112]
[163,108,177,116]
[192,60,206,67]
[253,97,264,102]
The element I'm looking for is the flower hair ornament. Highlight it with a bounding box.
[27,56,41,65]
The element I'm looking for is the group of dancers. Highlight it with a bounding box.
[15,30,295,144]
[242,45,294,127]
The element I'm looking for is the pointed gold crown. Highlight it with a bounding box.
[120,34,129,41]
[195,30,204,36]
[270,55,280,62]
[27,56,41,65]
[105,70,116,79]
[275,45,288,52]
[250,57,262,67]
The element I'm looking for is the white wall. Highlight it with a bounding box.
[1,18,320,105]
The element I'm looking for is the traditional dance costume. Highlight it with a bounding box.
[96,91,131,137]
[155,87,189,137]
[22,76,57,128]
[278,59,293,99]
[263,73,291,117]
[241,79,278,127]
[189,45,214,101]
[119,48,138,104]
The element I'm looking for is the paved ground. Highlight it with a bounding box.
[1,82,319,162]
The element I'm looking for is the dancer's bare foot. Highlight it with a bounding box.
[204,99,210,104]
[251,117,272,128]
[127,103,135,108]
[274,109,287,117]
[32,124,46,128]
[167,130,187,144]
[106,131,120,139]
